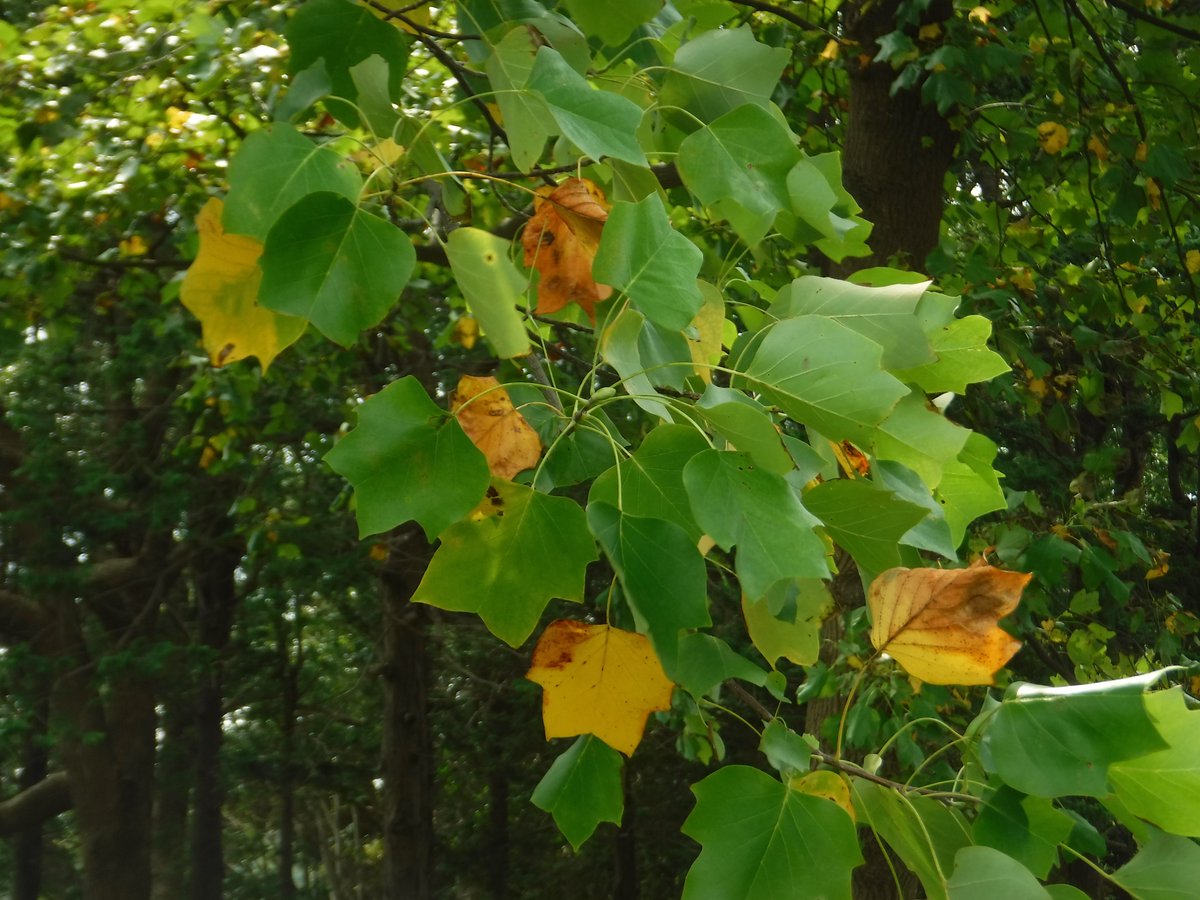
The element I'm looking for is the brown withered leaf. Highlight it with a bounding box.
[521,177,613,320]
[868,565,1031,685]
[526,620,674,756]
[451,374,541,479]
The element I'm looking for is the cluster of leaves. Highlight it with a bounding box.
[165,1,1200,896]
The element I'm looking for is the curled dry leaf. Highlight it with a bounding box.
[521,177,613,319]
[868,565,1031,685]
[451,374,541,479]
[526,620,674,756]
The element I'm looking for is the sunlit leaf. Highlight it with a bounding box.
[451,375,542,479]
[522,177,612,319]
[868,565,1029,685]
[445,228,531,359]
[527,620,674,755]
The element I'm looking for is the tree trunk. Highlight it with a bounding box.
[613,766,638,900]
[278,615,300,900]
[12,693,50,900]
[380,524,435,900]
[152,695,192,900]
[191,509,241,900]
[836,0,959,273]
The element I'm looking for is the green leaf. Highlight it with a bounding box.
[223,123,362,240]
[873,392,970,489]
[696,386,794,476]
[1112,828,1200,900]
[589,423,710,540]
[979,672,1171,798]
[676,104,799,245]
[412,481,597,646]
[743,579,831,667]
[258,192,415,346]
[770,276,934,370]
[683,449,828,598]
[348,55,401,137]
[594,195,704,331]
[973,785,1073,879]
[1110,687,1200,837]
[946,846,1053,900]
[324,377,489,539]
[802,479,928,579]
[759,720,812,776]
[737,316,909,443]
[895,315,1010,393]
[286,0,411,128]
[562,0,659,45]
[784,153,872,262]
[874,460,958,559]
[276,60,332,124]
[661,26,790,123]
[587,502,711,676]
[599,309,681,421]
[531,735,624,850]
[527,47,647,165]
[675,633,768,697]
[853,779,971,900]
[445,228,531,358]
[936,433,1007,547]
[681,766,862,900]
[485,27,553,171]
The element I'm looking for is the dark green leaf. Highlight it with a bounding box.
[531,735,624,850]
[661,26,790,123]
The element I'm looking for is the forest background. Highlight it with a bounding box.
[1,0,1200,898]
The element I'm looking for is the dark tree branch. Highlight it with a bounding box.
[0,589,51,645]
[0,773,72,836]
[1104,0,1200,41]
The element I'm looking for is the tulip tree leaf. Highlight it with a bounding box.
[979,672,1170,798]
[677,104,800,246]
[1112,829,1200,899]
[895,314,1011,393]
[324,376,489,539]
[259,192,415,346]
[873,391,971,489]
[412,480,597,647]
[737,316,908,443]
[527,47,646,165]
[803,478,929,579]
[594,195,705,332]
[946,846,1053,900]
[287,0,411,128]
[223,123,361,240]
[532,735,624,850]
[681,765,862,900]
[696,386,794,476]
[683,449,828,599]
[445,228,531,358]
[485,27,553,171]
[587,502,710,676]
[661,26,790,123]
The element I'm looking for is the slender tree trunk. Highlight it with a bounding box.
[152,696,192,900]
[380,524,434,900]
[613,766,638,900]
[278,621,300,900]
[191,509,241,900]
[12,692,50,900]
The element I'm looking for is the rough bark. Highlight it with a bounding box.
[0,772,71,838]
[380,523,435,900]
[12,693,51,900]
[836,0,959,274]
[152,696,193,900]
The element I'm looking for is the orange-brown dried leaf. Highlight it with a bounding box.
[868,566,1031,685]
[451,375,541,479]
[526,620,674,756]
[521,177,613,319]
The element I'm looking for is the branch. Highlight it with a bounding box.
[725,0,829,34]
[0,772,72,835]
[1104,0,1200,42]
[0,589,50,645]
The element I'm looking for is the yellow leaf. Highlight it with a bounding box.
[868,565,1030,685]
[742,582,831,668]
[119,234,148,256]
[526,620,674,755]
[1136,141,1148,162]
[969,6,992,24]
[179,199,305,371]
[1087,135,1109,164]
[831,440,870,478]
[1052,89,1065,106]
[368,543,389,562]
[790,771,855,821]
[1146,177,1162,210]
[1187,250,1200,274]
[165,105,193,131]
[452,315,479,349]
[1009,268,1036,293]
[688,281,725,383]
[918,23,941,41]
[1036,121,1068,155]
[451,374,542,479]
[819,39,840,61]
[522,177,613,320]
